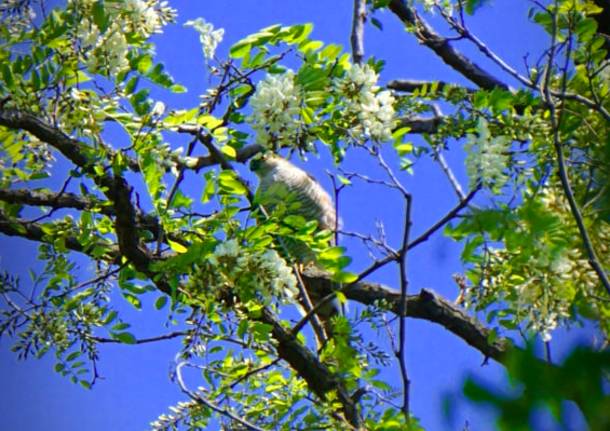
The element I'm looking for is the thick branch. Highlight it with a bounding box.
[351,0,366,64]
[0,188,109,214]
[259,308,361,427]
[0,210,120,259]
[388,0,509,91]
[0,108,171,292]
[388,79,476,94]
[302,266,510,363]
[395,115,444,134]
[176,124,263,169]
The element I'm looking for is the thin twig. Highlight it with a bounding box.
[174,361,267,431]
[542,3,610,295]
[408,185,480,250]
[92,330,189,344]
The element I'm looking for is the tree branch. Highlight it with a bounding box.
[0,188,110,214]
[395,115,444,134]
[388,79,476,94]
[0,108,174,293]
[258,307,361,427]
[0,209,120,259]
[387,0,509,90]
[301,266,510,363]
[351,0,366,64]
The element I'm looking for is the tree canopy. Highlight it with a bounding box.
[1,0,609,430]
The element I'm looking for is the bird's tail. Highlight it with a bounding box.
[297,264,344,349]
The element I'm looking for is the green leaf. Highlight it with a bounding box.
[229,42,251,59]
[168,240,188,254]
[154,296,168,310]
[164,108,199,126]
[66,351,81,362]
[318,246,346,261]
[136,54,154,74]
[170,84,187,93]
[337,175,351,185]
[218,170,248,196]
[113,332,137,344]
[251,322,273,342]
[332,271,358,284]
[220,145,237,159]
[124,293,142,310]
[91,1,109,32]
[371,17,383,30]
[111,322,130,331]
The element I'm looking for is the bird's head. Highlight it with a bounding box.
[249,152,281,177]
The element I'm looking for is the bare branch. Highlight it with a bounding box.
[0,188,109,214]
[395,115,445,134]
[175,361,268,431]
[301,266,510,364]
[388,79,476,94]
[407,185,480,250]
[92,331,189,345]
[351,0,366,64]
[387,0,509,90]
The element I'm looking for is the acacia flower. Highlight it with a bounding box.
[184,18,225,60]
[248,71,303,148]
[335,64,395,143]
[465,118,509,190]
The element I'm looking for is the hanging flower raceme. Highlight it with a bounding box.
[71,0,176,76]
[192,239,298,306]
[248,71,304,149]
[334,63,395,143]
[465,118,510,191]
[184,18,225,60]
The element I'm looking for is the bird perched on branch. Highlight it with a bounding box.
[250,153,339,343]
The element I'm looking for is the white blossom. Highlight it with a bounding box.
[259,250,298,298]
[213,239,240,259]
[465,118,509,190]
[248,71,303,148]
[199,239,298,304]
[151,101,166,117]
[80,21,130,76]
[184,18,224,60]
[335,64,395,143]
[124,0,163,37]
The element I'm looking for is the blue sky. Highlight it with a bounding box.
[0,1,594,430]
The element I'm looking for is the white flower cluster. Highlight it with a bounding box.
[80,21,130,76]
[73,0,176,76]
[258,250,299,299]
[206,239,298,302]
[248,71,303,149]
[335,64,395,142]
[465,118,509,190]
[150,399,198,430]
[123,0,164,37]
[184,18,225,60]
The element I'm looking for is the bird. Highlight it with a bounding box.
[250,153,340,344]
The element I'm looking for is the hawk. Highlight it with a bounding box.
[250,153,339,342]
